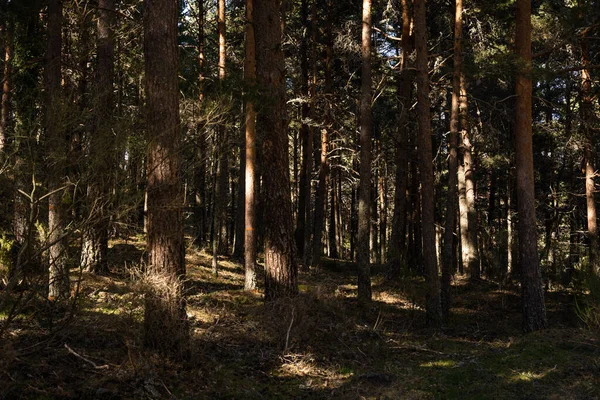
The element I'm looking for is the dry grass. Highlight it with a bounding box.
[1,238,599,399]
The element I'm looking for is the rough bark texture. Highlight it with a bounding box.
[458,75,480,279]
[414,0,442,327]
[244,0,257,291]
[357,0,373,303]
[81,0,114,274]
[515,0,547,332]
[143,0,188,355]
[46,0,69,301]
[255,0,298,300]
[441,0,463,317]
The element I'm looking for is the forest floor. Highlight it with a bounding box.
[1,236,599,400]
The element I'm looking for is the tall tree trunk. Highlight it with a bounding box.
[515,0,547,332]
[46,0,69,301]
[415,0,441,326]
[0,14,12,154]
[243,0,257,290]
[193,0,207,248]
[357,0,373,303]
[143,0,188,355]
[255,0,298,300]
[212,0,228,274]
[441,0,463,316]
[81,0,114,274]
[295,0,311,260]
[458,75,480,279]
[580,27,598,276]
[388,0,413,275]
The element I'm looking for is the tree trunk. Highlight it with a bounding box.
[441,0,463,317]
[212,0,228,274]
[414,0,442,327]
[143,0,188,355]
[0,14,12,154]
[46,0,69,301]
[255,0,298,300]
[357,0,373,303]
[458,75,480,279]
[295,0,311,260]
[81,0,115,274]
[388,0,413,275]
[580,27,598,276]
[514,0,547,332]
[243,0,257,291]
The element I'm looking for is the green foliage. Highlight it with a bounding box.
[0,232,15,272]
[575,274,600,332]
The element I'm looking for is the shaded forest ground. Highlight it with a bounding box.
[1,237,599,399]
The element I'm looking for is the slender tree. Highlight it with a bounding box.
[46,0,69,301]
[212,0,228,274]
[441,0,463,316]
[143,0,188,354]
[244,0,257,290]
[255,0,298,300]
[81,0,115,274]
[414,0,442,326]
[514,0,547,332]
[388,0,412,276]
[357,0,373,303]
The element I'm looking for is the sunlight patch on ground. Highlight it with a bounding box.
[275,352,352,391]
[508,369,552,382]
[419,360,457,368]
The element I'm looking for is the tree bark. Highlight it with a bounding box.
[295,0,311,260]
[244,0,257,291]
[458,75,480,279]
[441,0,464,317]
[143,0,188,355]
[255,0,298,300]
[514,0,547,332]
[0,13,12,154]
[357,0,373,303]
[414,0,442,327]
[212,0,228,274]
[580,27,598,276]
[81,0,115,274]
[46,0,70,301]
[388,0,413,275]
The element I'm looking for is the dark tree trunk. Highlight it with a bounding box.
[387,0,413,276]
[46,0,69,301]
[0,14,12,154]
[212,0,228,273]
[295,0,311,260]
[515,0,547,332]
[357,0,373,303]
[255,0,298,300]
[415,0,442,327]
[143,0,188,355]
[81,0,115,274]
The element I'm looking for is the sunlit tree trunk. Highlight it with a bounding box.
[415,0,442,327]
[458,75,480,279]
[243,0,257,290]
[514,0,547,332]
[143,0,188,355]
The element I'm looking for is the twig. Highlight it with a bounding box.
[64,344,109,370]
[284,307,295,352]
